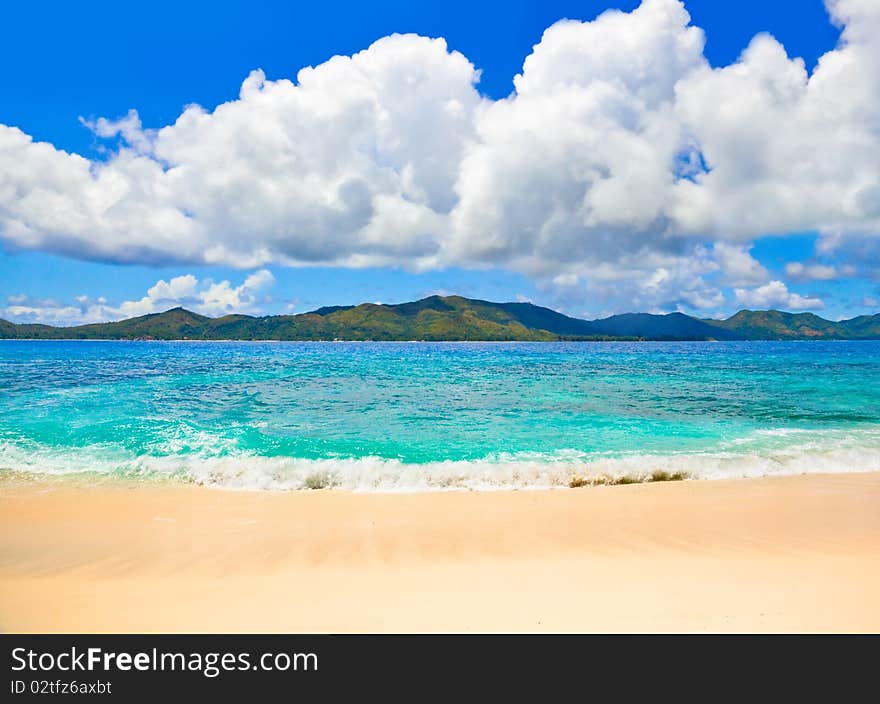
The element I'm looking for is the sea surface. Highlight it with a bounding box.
[1,340,878,491]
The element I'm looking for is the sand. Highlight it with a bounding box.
[1,472,878,633]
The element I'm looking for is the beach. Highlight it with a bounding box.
[2,471,878,633]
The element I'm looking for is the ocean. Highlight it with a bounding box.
[1,340,878,491]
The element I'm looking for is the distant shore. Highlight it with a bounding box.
[0,337,867,342]
[2,295,878,341]
[2,472,878,633]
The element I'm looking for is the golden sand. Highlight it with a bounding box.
[1,472,878,632]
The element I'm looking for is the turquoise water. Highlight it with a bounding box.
[1,340,878,490]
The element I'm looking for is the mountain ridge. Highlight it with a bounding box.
[1,295,878,341]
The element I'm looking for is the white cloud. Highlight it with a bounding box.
[0,34,482,269]
[80,109,156,153]
[3,300,87,325]
[672,0,880,242]
[712,243,769,286]
[2,270,275,325]
[734,280,824,311]
[552,274,579,288]
[784,261,839,281]
[0,0,879,313]
[545,244,726,313]
[449,0,706,274]
[679,287,724,310]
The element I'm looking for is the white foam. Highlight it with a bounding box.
[1,427,879,492]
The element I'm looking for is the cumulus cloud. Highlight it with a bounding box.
[1,0,877,313]
[0,33,481,269]
[80,109,156,153]
[2,270,274,325]
[712,243,769,286]
[672,0,880,240]
[734,280,824,311]
[449,0,705,273]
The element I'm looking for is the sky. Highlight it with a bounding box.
[1,0,879,324]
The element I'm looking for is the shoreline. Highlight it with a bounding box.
[2,471,879,632]
[2,466,878,493]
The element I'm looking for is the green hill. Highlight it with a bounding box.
[587,312,740,341]
[0,295,877,341]
[704,310,880,340]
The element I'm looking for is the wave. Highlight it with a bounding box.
[1,427,879,492]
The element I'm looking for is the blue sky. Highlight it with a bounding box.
[1,0,878,323]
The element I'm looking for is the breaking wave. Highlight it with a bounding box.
[2,426,879,492]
